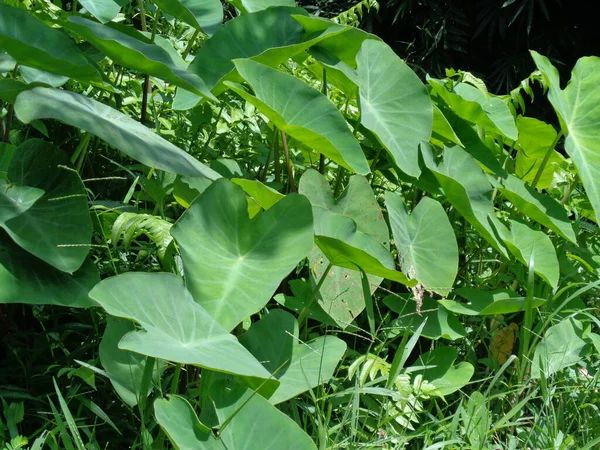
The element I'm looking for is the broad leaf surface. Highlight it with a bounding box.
[79,0,121,23]
[229,59,369,174]
[499,174,575,243]
[211,382,318,450]
[229,0,295,14]
[15,88,220,179]
[1,140,92,273]
[0,4,101,82]
[171,179,314,331]
[89,272,276,392]
[356,39,433,177]
[232,178,284,210]
[19,66,69,88]
[274,279,338,327]
[386,194,458,296]
[0,232,98,307]
[531,51,600,220]
[63,17,214,99]
[239,310,346,404]
[439,288,545,315]
[412,347,474,396]
[154,0,223,36]
[299,170,390,326]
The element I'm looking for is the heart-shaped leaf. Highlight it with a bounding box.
[171,179,314,331]
[239,310,346,404]
[89,272,277,393]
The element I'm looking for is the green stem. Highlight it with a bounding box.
[273,126,281,184]
[531,131,562,189]
[333,165,344,197]
[280,131,296,192]
[182,29,201,59]
[319,68,327,174]
[298,263,333,326]
[169,363,182,395]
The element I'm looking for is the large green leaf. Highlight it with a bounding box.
[0,140,92,273]
[229,0,295,14]
[496,219,559,288]
[171,179,314,331]
[99,317,162,407]
[0,4,101,82]
[499,174,575,243]
[439,288,545,316]
[155,396,226,450]
[423,144,508,257]
[531,51,600,220]
[239,310,346,404]
[15,88,220,179]
[515,116,564,189]
[79,0,121,23]
[385,194,458,296]
[299,169,390,326]
[531,318,590,378]
[0,232,98,307]
[154,0,223,36]
[355,39,433,177]
[228,59,369,174]
[89,273,276,393]
[211,382,317,450]
[62,16,214,99]
[412,347,474,396]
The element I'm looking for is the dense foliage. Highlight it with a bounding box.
[1,0,599,449]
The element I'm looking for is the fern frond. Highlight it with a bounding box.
[111,212,173,260]
[332,0,379,27]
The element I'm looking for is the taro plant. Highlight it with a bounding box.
[1,0,599,448]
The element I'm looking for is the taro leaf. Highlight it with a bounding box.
[228,59,369,175]
[232,178,284,210]
[184,7,347,102]
[383,295,465,341]
[385,193,458,296]
[19,66,69,88]
[211,381,318,450]
[0,51,16,73]
[153,0,223,36]
[15,87,220,179]
[100,317,163,407]
[274,279,338,327]
[229,0,295,14]
[499,174,576,243]
[0,140,92,273]
[63,16,214,99]
[0,143,16,179]
[412,347,474,396]
[239,310,346,404]
[0,4,101,82]
[531,51,600,220]
[155,396,226,450]
[439,288,545,316]
[531,318,590,379]
[0,231,98,307]
[89,272,277,394]
[355,39,433,178]
[79,0,121,23]
[0,79,35,104]
[496,219,559,289]
[423,145,508,257]
[515,116,564,189]
[315,235,416,286]
[299,169,390,326]
[171,179,313,331]
[431,105,463,147]
[429,80,517,140]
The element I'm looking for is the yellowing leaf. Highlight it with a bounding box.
[490,322,519,365]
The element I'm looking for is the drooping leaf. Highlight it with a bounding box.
[78,0,121,24]
[515,116,564,189]
[299,169,390,326]
[0,79,35,104]
[439,288,545,316]
[531,318,590,378]
[531,51,600,220]
[153,0,223,36]
[19,66,69,88]
[99,317,163,407]
[385,194,458,296]
[15,88,220,179]
[211,382,318,450]
[171,179,314,331]
[239,310,346,404]
[62,16,214,99]
[228,59,369,175]
[0,232,98,307]
[431,105,463,147]
[232,178,284,210]
[229,0,295,14]
[499,174,575,243]
[384,295,465,341]
[155,396,226,450]
[355,39,433,178]
[0,140,92,273]
[89,272,277,393]
[0,4,101,82]
[111,212,173,260]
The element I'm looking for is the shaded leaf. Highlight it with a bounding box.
[154,0,223,36]
[439,288,545,315]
